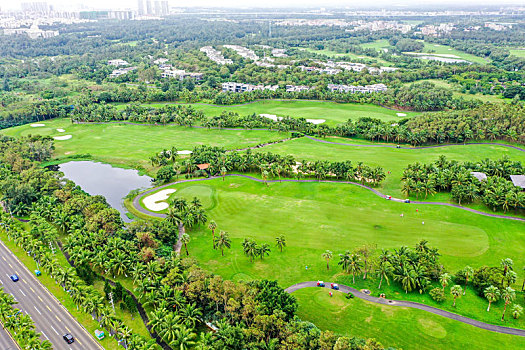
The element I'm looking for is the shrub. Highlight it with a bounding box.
[429,287,446,302]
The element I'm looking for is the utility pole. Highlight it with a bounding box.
[109,292,115,311]
[48,241,55,254]
[268,21,272,38]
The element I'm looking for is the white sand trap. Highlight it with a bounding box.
[143,189,176,211]
[306,119,326,124]
[260,114,283,122]
[177,150,192,155]
[396,113,407,117]
[53,135,72,140]
[57,128,65,132]
[30,123,45,127]
[434,44,440,47]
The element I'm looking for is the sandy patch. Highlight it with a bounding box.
[57,128,65,132]
[306,119,326,124]
[177,150,192,155]
[143,189,176,211]
[30,124,45,127]
[53,135,72,140]
[260,114,283,122]
[434,44,440,47]
[396,113,407,117]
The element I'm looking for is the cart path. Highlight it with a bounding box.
[305,136,525,152]
[132,174,525,222]
[285,281,525,337]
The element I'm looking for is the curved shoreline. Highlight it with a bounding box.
[285,281,525,337]
[132,174,525,222]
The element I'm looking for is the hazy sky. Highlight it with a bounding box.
[1,0,524,10]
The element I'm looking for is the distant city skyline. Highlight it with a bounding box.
[1,0,525,11]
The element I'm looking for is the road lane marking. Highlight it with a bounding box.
[34,306,41,315]
[55,315,62,322]
[23,280,27,284]
[30,287,35,293]
[19,289,26,297]
[46,305,52,312]
[38,295,43,302]
[77,339,82,345]
[0,279,2,284]
[8,263,12,268]
[50,325,59,335]
[41,331,49,340]
[2,256,5,261]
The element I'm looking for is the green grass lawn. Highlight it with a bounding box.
[359,39,392,52]
[142,177,525,291]
[116,100,420,126]
[257,136,525,198]
[300,47,395,67]
[405,42,488,64]
[509,48,525,58]
[293,288,525,350]
[0,118,289,172]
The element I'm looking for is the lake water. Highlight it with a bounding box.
[58,161,152,222]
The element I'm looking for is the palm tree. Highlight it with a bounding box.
[322,250,333,270]
[170,326,196,350]
[439,273,451,292]
[181,233,190,256]
[347,254,363,284]
[450,285,462,307]
[262,170,269,186]
[180,303,202,328]
[500,287,516,321]
[258,243,271,260]
[275,235,286,252]
[208,220,217,248]
[376,261,392,289]
[221,167,227,181]
[462,266,474,295]
[216,231,231,257]
[394,266,415,293]
[512,304,524,319]
[500,258,514,285]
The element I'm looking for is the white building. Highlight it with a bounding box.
[327,83,388,93]
[221,82,278,93]
[109,67,137,78]
[108,59,129,67]
[286,85,311,92]
[200,46,233,65]
[161,69,203,81]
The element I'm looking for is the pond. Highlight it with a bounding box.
[58,161,153,222]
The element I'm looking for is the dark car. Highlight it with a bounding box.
[331,283,339,290]
[10,274,19,282]
[63,333,74,344]
[316,281,325,287]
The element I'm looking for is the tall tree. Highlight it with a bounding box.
[322,250,333,270]
[275,235,286,253]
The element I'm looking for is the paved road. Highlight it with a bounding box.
[286,281,525,337]
[132,175,525,222]
[0,325,18,350]
[0,239,103,350]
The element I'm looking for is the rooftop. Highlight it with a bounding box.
[510,175,525,189]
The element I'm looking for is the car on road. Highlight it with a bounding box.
[316,281,325,287]
[331,283,339,290]
[63,333,74,344]
[9,274,19,282]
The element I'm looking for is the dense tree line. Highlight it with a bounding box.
[402,156,525,212]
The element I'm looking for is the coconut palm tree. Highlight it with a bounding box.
[500,287,516,321]
[322,250,333,270]
[180,303,202,328]
[170,326,196,350]
[500,258,514,285]
[347,254,363,284]
[275,235,286,252]
[208,220,217,248]
[439,273,451,292]
[376,261,393,289]
[258,243,271,260]
[216,231,231,257]
[462,266,474,295]
[450,285,462,307]
[512,304,523,319]
[181,233,191,256]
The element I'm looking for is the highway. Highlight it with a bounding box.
[0,325,18,350]
[0,239,104,350]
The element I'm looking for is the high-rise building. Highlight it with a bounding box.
[137,0,145,15]
[21,2,50,14]
[145,0,152,15]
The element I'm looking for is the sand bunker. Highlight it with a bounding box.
[57,128,65,132]
[30,124,45,127]
[306,119,326,124]
[177,150,192,155]
[143,189,176,211]
[53,135,72,140]
[260,114,283,122]
[396,113,407,117]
